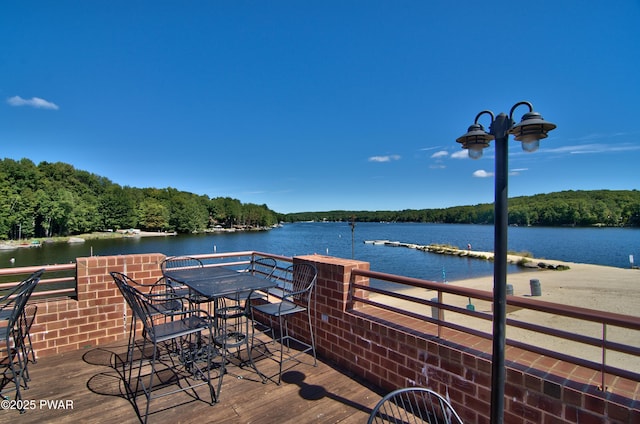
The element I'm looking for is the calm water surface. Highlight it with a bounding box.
[2,223,638,282]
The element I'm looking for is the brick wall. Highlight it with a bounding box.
[27,253,638,423]
[298,254,639,424]
[30,253,165,357]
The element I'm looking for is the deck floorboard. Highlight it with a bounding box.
[8,338,382,423]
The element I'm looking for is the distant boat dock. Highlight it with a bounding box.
[364,240,570,270]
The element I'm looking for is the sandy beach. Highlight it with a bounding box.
[449,252,639,315]
[372,251,640,373]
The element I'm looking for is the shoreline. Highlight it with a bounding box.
[0,226,276,250]
[0,230,178,250]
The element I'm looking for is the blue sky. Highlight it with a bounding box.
[2,1,639,213]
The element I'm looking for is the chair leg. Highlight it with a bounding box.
[306,311,317,366]
[2,337,25,412]
[23,307,37,365]
[277,314,287,385]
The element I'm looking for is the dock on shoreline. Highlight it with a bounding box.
[364,240,571,270]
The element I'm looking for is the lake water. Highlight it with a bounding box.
[1,223,638,282]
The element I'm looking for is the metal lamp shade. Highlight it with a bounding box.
[456,123,494,159]
[509,111,557,151]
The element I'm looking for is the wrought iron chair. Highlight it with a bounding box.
[110,272,222,424]
[161,256,208,305]
[250,262,317,384]
[242,257,277,301]
[15,304,37,386]
[111,273,185,373]
[0,269,44,412]
[367,387,464,424]
[215,258,277,371]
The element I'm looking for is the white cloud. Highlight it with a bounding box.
[368,154,401,163]
[430,150,449,159]
[451,150,469,159]
[473,170,493,178]
[543,142,640,155]
[7,96,59,110]
[511,168,528,173]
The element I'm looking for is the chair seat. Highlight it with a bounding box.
[172,287,209,304]
[214,331,247,349]
[252,300,306,317]
[216,304,246,320]
[151,315,211,342]
[149,299,183,315]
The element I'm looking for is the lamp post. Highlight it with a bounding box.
[455,101,556,424]
[349,215,356,259]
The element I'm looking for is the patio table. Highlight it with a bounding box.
[163,265,277,380]
[163,266,275,300]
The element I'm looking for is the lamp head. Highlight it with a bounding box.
[456,123,494,159]
[509,111,557,152]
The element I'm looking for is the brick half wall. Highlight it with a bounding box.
[299,254,639,424]
[26,253,639,423]
[30,254,165,358]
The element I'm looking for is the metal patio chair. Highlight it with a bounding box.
[161,256,208,305]
[242,256,277,300]
[368,387,464,424]
[220,257,277,306]
[215,258,277,372]
[250,262,317,384]
[111,272,222,424]
[0,269,44,412]
[110,273,185,374]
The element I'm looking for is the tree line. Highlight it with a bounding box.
[281,190,640,227]
[0,158,279,240]
[3,158,638,241]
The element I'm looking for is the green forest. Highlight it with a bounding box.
[2,158,639,241]
[0,158,279,240]
[282,191,640,227]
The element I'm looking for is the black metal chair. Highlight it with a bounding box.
[367,387,464,424]
[111,273,185,374]
[0,269,44,412]
[214,258,277,374]
[243,257,277,301]
[250,262,317,384]
[161,256,208,306]
[110,272,222,424]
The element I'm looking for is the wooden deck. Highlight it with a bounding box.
[8,339,383,423]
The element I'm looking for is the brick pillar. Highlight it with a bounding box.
[293,254,370,363]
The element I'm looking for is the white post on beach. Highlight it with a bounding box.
[630,255,634,268]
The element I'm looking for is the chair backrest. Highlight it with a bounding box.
[161,257,203,289]
[16,303,37,350]
[160,256,203,272]
[110,272,158,339]
[247,257,277,279]
[278,263,317,305]
[110,271,139,297]
[368,387,464,424]
[3,269,43,332]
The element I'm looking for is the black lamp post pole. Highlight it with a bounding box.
[456,102,555,424]
[489,113,512,424]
